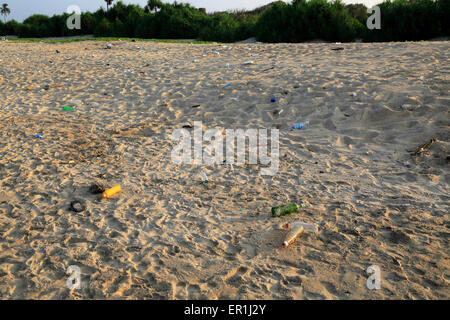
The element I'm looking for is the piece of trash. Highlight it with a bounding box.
[231,97,239,101]
[225,63,230,68]
[182,124,192,129]
[273,109,283,116]
[224,83,231,87]
[403,161,409,166]
[351,92,357,97]
[90,183,106,194]
[102,185,121,199]
[331,47,344,51]
[26,86,33,91]
[55,50,60,54]
[243,61,254,65]
[251,54,259,57]
[282,224,304,247]
[191,105,201,108]
[44,85,50,90]
[62,106,74,111]
[282,222,318,247]
[35,134,43,139]
[68,160,75,164]
[271,97,276,103]
[105,44,113,49]
[200,171,208,183]
[193,59,199,63]
[70,199,86,213]
[272,203,299,217]
[292,121,310,129]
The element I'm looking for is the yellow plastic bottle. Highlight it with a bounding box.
[102,185,121,199]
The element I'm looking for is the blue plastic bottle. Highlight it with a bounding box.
[292,121,309,129]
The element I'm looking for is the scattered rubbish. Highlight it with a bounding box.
[26,86,33,91]
[263,66,275,72]
[226,63,230,68]
[331,47,344,51]
[243,61,254,65]
[273,109,283,116]
[251,54,259,57]
[7,68,13,72]
[102,185,122,199]
[191,104,201,108]
[231,96,239,101]
[105,44,113,49]
[89,183,106,194]
[407,138,438,156]
[44,85,50,90]
[70,199,86,212]
[182,124,193,129]
[293,85,300,89]
[282,221,318,247]
[200,171,208,183]
[193,59,199,63]
[55,50,60,54]
[351,92,357,97]
[403,161,409,166]
[270,97,276,103]
[282,223,304,247]
[62,106,74,111]
[35,134,43,139]
[272,203,299,217]
[292,121,309,129]
[70,199,86,213]
[224,83,231,87]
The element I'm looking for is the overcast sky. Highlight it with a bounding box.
[4,0,381,22]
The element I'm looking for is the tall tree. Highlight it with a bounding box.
[1,3,10,23]
[105,0,114,11]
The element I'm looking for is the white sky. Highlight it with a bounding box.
[4,0,382,23]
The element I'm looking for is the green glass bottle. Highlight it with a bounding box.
[271,203,299,217]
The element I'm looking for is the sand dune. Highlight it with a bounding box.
[0,40,448,299]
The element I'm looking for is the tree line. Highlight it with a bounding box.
[0,0,448,42]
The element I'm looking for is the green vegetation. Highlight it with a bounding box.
[0,0,448,42]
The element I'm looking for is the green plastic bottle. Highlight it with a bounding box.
[271,203,299,217]
[62,106,74,110]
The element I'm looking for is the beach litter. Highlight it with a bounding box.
[243,61,254,65]
[272,203,299,217]
[407,138,438,156]
[102,185,122,199]
[224,83,232,87]
[282,222,318,247]
[270,97,276,103]
[292,121,309,129]
[105,44,113,49]
[62,106,74,111]
[89,183,106,194]
[70,199,86,213]
[35,134,43,139]
[191,104,201,108]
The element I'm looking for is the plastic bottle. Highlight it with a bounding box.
[102,185,121,199]
[282,224,305,248]
[292,121,309,129]
[272,203,299,217]
[285,221,319,234]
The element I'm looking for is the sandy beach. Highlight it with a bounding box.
[0,40,448,299]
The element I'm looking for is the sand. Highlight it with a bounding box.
[0,39,448,300]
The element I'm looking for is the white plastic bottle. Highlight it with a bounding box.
[282,225,305,248]
[282,222,319,247]
[200,171,208,183]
